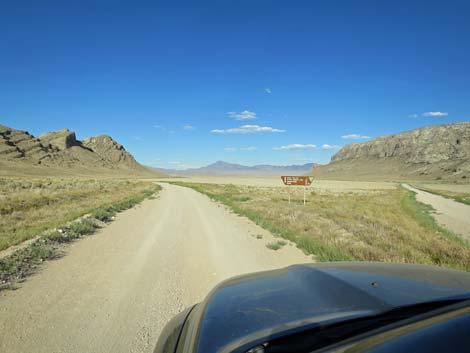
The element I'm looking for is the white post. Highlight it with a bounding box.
[288,186,291,204]
[303,186,306,205]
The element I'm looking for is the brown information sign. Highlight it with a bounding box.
[281,176,312,186]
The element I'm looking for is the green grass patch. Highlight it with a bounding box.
[266,240,287,250]
[400,188,469,247]
[0,241,57,288]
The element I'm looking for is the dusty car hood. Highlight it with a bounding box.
[191,262,470,353]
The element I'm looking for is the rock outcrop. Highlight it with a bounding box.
[39,129,79,150]
[82,135,142,170]
[0,124,54,161]
[310,122,470,182]
[0,124,158,177]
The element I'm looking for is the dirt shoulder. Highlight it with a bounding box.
[403,184,470,241]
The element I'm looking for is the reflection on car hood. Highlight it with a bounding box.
[195,262,470,353]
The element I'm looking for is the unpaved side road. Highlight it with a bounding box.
[403,184,470,241]
[0,183,311,353]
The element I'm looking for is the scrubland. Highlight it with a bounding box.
[414,183,470,205]
[174,182,470,271]
[0,178,160,251]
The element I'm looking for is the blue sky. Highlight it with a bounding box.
[1,0,469,168]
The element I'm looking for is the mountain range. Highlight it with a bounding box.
[153,161,316,176]
[2,122,469,182]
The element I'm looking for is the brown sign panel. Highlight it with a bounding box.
[281,176,312,186]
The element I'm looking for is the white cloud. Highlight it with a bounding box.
[341,134,370,140]
[265,88,272,94]
[183,124,195,130]
[322,144,340,150]
[224,147,237,151]
[422,111,448,117]
[211,124,285,134]
[408,114,419,118]
[226,110,257,120]
[273,144,316,151]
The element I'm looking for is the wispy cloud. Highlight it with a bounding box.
[227,110,257,120]
[273,144,316,151]
[341,134,370,140]
[422,111,448,117]
[211,125,285,134]
[321,144,340,150]
[409,112,449,118]
[183,124,195,130]
[224,146,258,152]
[153,124,176,133]
[265,88,272,94]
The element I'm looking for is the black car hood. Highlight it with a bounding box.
[191,262,470,353]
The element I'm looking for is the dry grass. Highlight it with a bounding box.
[413,184,470,205]
[175,182,470,271]
[0,177,160,251]
[160,176,396,191]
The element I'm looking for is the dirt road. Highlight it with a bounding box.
[0,183,311,353]
[403,184,470,241]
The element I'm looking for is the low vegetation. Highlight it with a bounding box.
[0,178,160,289]
[174,182,469,271]
[266,240,287,251]
[0,177,160,251]
[413,185,470,206]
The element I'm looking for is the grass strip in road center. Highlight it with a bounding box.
[172,182,469,271]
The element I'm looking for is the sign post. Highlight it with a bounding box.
[281,176,312,205]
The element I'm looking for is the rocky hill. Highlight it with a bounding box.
[309,122,470,182]
[0,124,160,177]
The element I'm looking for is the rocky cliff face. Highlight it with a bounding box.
[0,125,55,161]
[39,129,79,150]
[0,124,156,177]
[82,135,141,169]
[311,122,470,182]
[332,122,469,164]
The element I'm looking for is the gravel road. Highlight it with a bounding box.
[403,183,470,241]
[0,183,311,353]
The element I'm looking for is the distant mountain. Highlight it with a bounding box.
[154,160,316,176]
[0,124,161,177]
[309,122,470,182]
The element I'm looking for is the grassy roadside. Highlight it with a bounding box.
[400,188,468,247]
[0,178,160,251]
[173,182,469,271]
[411,185,470,206]
[0,178,160,289]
